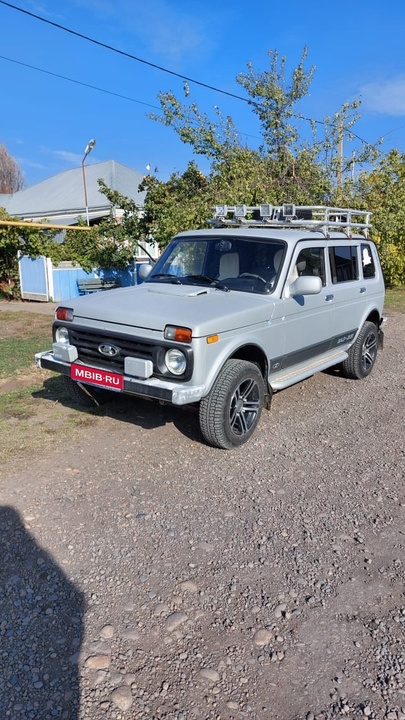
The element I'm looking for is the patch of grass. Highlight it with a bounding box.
[0,335,53,378]
[0,312,52,378]
[0,386,38,419]
[385,286,405,313]
[0,311,52,339]
[0,382,103,464]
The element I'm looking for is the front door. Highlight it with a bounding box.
[270,242,333,372]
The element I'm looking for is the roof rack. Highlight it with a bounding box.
[210,203,372,238]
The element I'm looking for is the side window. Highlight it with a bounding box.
[361,243,376,279]
[329,246,359,283]
[289,247,326,285]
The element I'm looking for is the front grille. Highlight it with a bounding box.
[69,327,154,371]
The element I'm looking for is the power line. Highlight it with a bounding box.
[0,53,263,144]
[0,0,255,105]
[0,0,392,151]
[0,54,161,110]
[381,122,405,139]
[0,0,355,133]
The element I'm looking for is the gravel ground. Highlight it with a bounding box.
[1,311,404,720]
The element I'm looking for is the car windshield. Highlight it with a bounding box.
[147,236,286,294]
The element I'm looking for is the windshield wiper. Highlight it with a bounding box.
[182,275,230,292]
[149,272,182,284]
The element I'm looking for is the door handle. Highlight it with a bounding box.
[360,287,367,294]
[325,294,334,301]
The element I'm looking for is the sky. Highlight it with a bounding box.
[1,0,405,190]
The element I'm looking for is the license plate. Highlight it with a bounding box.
[71,364,124,390]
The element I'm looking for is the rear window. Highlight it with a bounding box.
[361,243,376,279]
[329,246,359,283]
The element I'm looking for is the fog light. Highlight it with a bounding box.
[55,326,69,344]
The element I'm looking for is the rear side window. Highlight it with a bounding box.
[361,243,376,279]
[329,246,359,283]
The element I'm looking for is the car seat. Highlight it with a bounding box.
[218,253,240,279]
[273,249,284,273]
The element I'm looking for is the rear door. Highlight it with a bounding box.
[327,241,364,346]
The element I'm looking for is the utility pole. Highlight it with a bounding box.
[351,151,356,183]
[337,118,344,188]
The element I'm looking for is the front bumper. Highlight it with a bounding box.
[35,351,206,405]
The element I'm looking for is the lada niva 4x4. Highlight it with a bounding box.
[36,204,385,449]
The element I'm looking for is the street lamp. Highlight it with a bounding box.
[81,138,96,225]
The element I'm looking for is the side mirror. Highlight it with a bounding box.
[288,275,322,297]
[138,263,153,280]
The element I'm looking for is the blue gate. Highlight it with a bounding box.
[19,255,52,301]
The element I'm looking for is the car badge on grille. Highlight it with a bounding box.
[98,343,119,357]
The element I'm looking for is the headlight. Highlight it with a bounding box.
[165,348,187,375]
[55,326,70,345]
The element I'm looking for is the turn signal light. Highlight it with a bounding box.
[164,325,192,343]
[55,307,73,321]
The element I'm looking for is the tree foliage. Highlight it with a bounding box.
[63,180,146,272]
[144,46,403,285]
[145,52,338,221]
[150,48,373,184]
[150,49,318,162]
[236,48,315,156]
[0,145,25,194]
[210,147,330,206]
[139,163,211,247]
[144,50,339,248]
[150,97,240,161]
[0,208,60,298]
[358,150,405,286]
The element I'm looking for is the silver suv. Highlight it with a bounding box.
[36,204,385,449]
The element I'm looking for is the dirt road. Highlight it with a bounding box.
[0,299,57,315]
[1,311,404,720]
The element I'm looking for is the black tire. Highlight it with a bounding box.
[341,321,378,379]
[199,359,265,449]
[62,376,113,407]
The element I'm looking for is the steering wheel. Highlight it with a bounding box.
[238,272,267,284]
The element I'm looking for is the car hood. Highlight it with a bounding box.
[67,283,275,337]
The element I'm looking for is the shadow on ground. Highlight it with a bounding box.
[32,376,203,444]
[0,506,85,719]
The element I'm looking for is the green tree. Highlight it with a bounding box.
[210,146,330,207]
[358,150,405,286]
[236,48,315,157]
[150,95,241,161]
[150,49,318,162]
[139,163,211,248]
[139,150,332,251]
[63,179,149,271]
[150,48,374,187]
[74,48,394,277]
[145,47,384,244]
